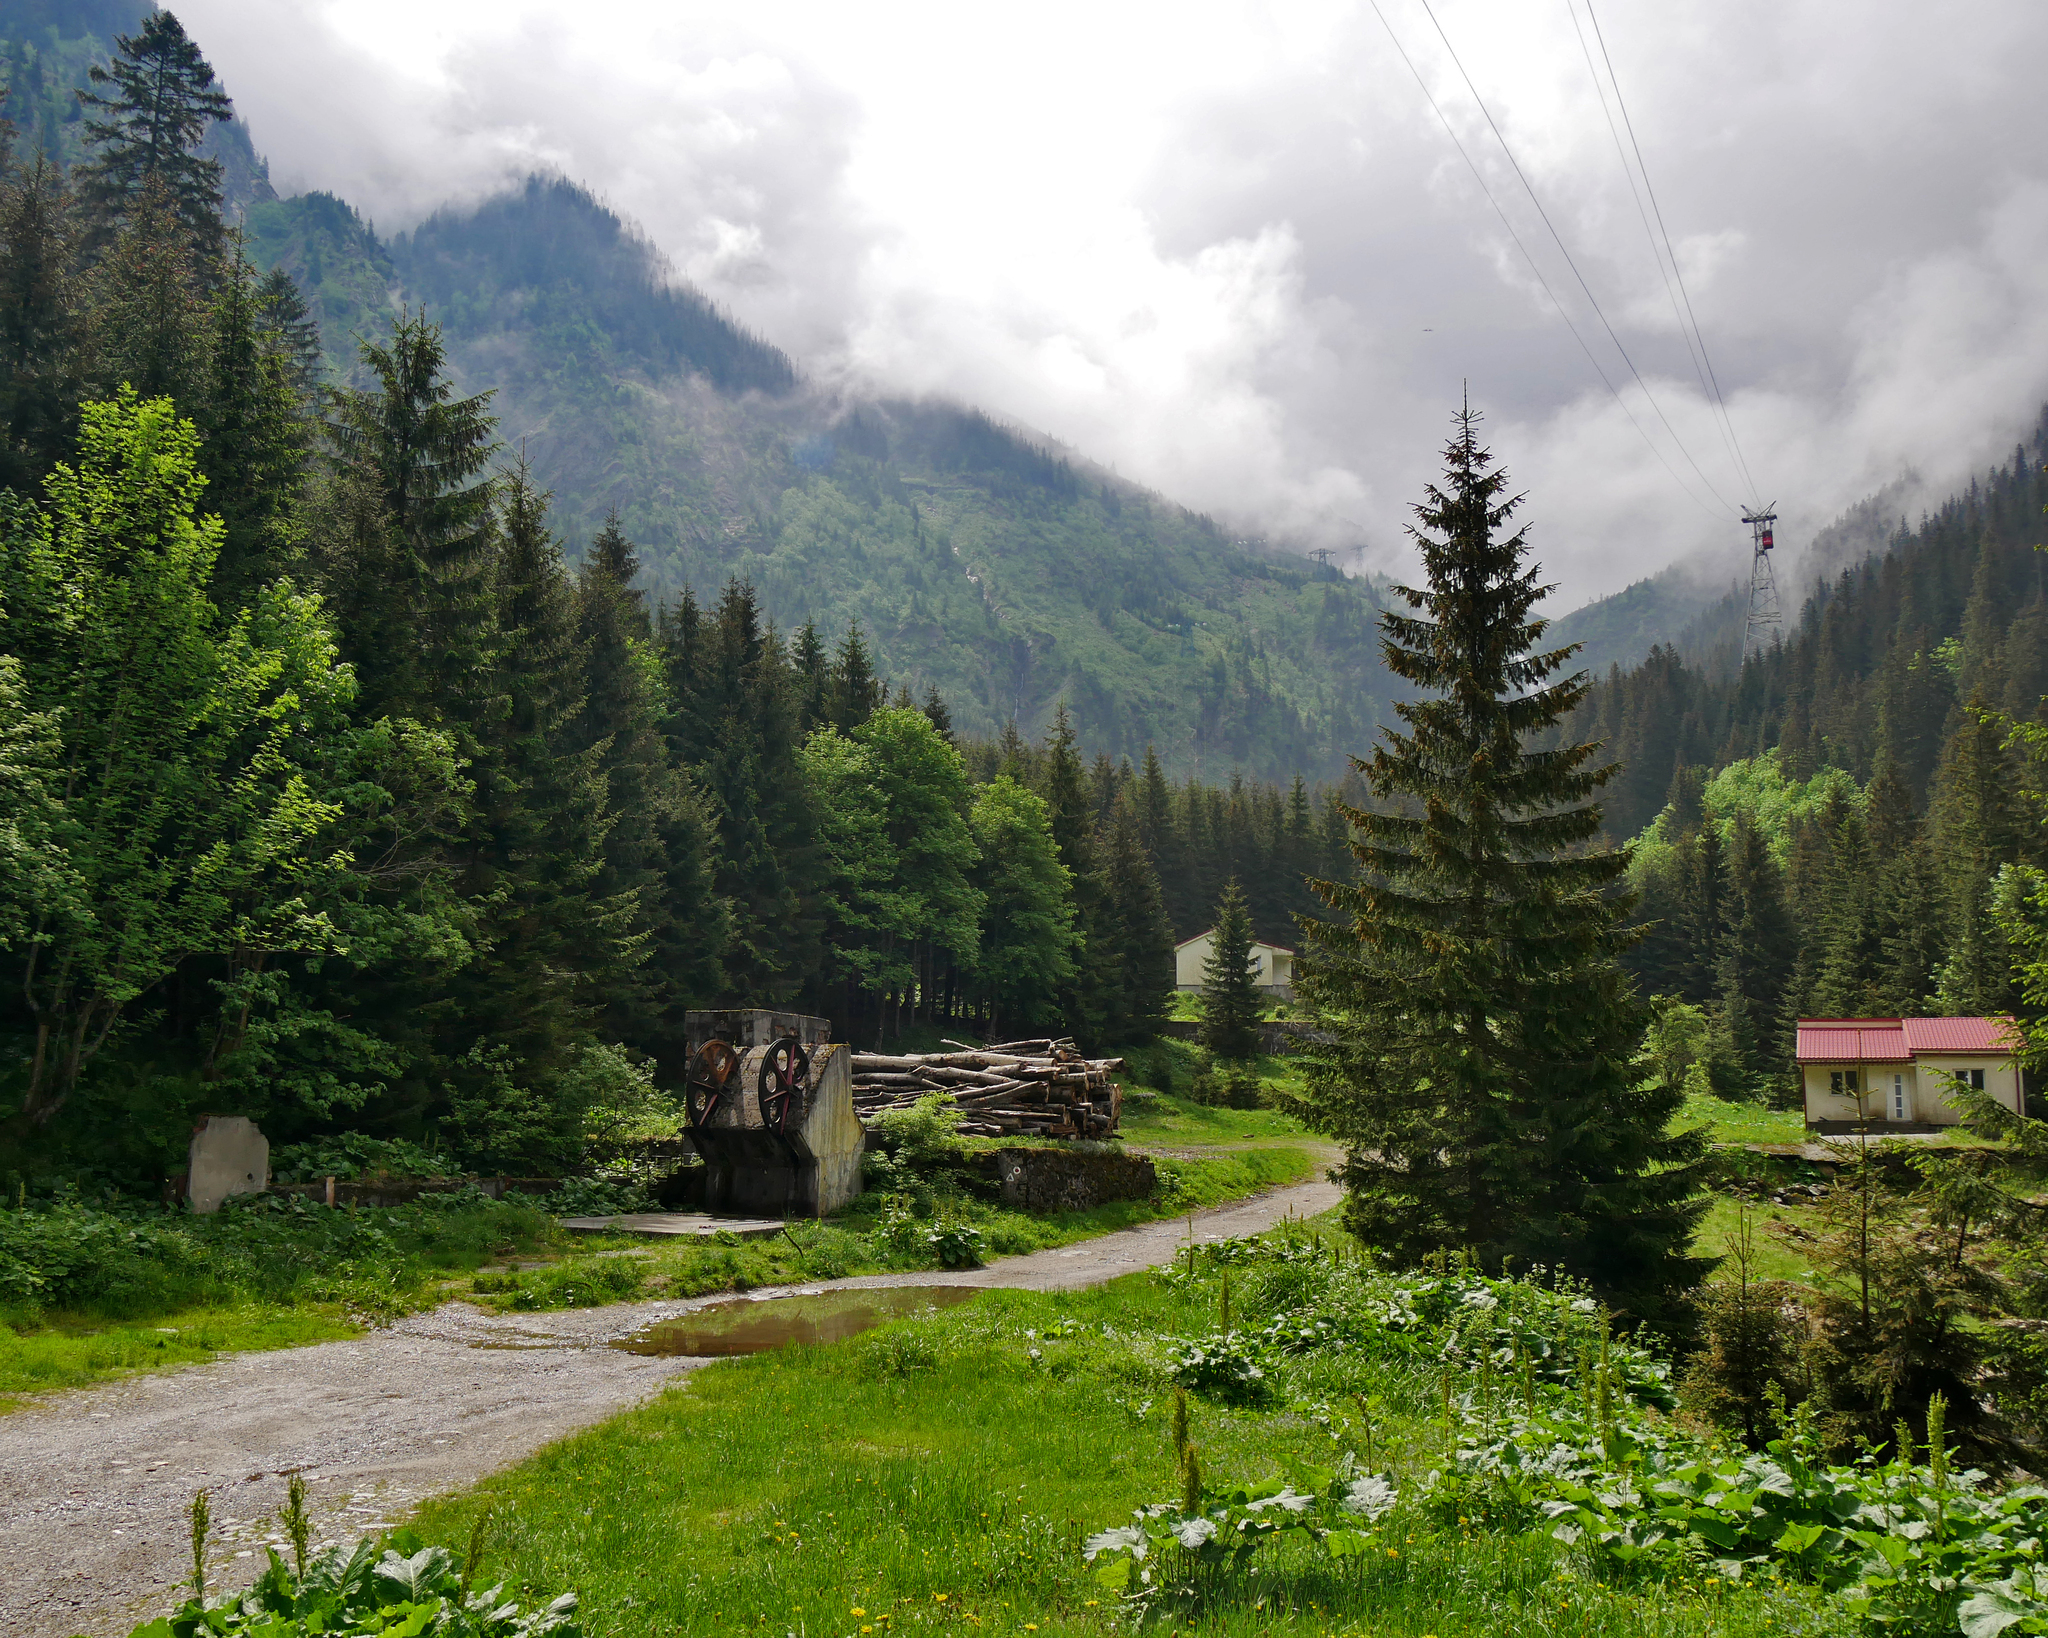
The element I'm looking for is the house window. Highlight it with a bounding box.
[1964,1068,1986,1092]
[1830,1069,1861,1095]
[1892,1075,1907,1121]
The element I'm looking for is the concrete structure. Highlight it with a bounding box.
[1173,929,1296,996]
[187,1115,269,1214]
[1797,1016,2022,1131]
[684,1011,864,1217]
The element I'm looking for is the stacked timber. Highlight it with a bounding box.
[849,1038,1123,1139]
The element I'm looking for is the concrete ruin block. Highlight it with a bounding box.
[683,1011,863,1218]
[187,1115,269,1214]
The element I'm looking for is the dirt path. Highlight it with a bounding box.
[4,1175,1340,1638]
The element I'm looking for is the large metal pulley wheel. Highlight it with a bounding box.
[685,1039,741,1129]
[756,1036,810,1138]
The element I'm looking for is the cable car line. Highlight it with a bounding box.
[1409,0,1742,519]
[1367,0,1734,523]
[1579,0,1760,506]
[1564,0,1747,498]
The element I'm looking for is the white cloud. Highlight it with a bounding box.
[178,0,2048,605]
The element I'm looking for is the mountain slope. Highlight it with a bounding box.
[247,177,1398,780]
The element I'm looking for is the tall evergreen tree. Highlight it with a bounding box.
[325,312,498,721]
[1199,878,1261,1060]
[0,153,82,489]
[252,266,324,390]
[1090,793,1176,1045]
[88,178,206,406]
[75,10,233,253]
[1291,404,1708,1317]
[197,247,309,601]
[829,620,881,731]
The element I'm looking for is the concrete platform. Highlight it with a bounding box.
[558,1212,787,1240]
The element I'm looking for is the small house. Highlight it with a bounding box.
[1796,1016,2022,1131]
[1173,930,1296,997]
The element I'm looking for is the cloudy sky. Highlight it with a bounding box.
[180,0,2048,606]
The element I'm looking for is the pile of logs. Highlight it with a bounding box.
[850,1039,1123,1139]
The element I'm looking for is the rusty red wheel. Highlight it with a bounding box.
[685,1039,741,1130]
[756,1036,810,1137]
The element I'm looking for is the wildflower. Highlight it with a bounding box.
[1387,1548,1399,1558]
[936,1594,949,1603]
[853,1611,866,1618]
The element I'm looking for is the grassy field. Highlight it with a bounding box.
[1675,1092,1805,1146]
[411,1235,1802,1638]
[0,1140,1316,1402]
[1118,1088,1320,1149]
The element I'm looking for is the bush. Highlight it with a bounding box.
[1188,1061,1263,1109]
[269,1134,452,1183]
[130,1528,581,1637]
[538,1176,656,1217]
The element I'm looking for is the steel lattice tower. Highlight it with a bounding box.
[1741,506,1780,660]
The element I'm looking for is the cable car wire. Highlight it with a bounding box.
[1581,0,1761,505]
[1367,0,1734,522]
[1564,0,1747,498]
[1410,0,1742,519]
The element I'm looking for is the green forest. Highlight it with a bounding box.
[1553,435,2048,1100]
[0,7,1367,1189]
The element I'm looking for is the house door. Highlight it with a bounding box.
[1892,1074,1907,1122]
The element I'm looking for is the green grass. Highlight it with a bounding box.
[1118,1089,1318,1148]
[1678,1092,1806,1146]
[0,1144,1316,1401]
[412,1257,1802,1638]
[0,1303,361,1405]
[1690,1195,1822,1285]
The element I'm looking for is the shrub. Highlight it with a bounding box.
[128,1528,581,1636]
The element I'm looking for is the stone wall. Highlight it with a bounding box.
[975,1145,1157,1213]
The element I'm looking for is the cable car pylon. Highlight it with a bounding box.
[1741,505,1780,660]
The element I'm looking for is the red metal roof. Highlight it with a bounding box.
[1901,1016,2021,1054]
[1797,1021,1909,1063]
[1796,1016,2018,1063]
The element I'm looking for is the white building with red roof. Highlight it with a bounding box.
[1796,1016,2023,1131]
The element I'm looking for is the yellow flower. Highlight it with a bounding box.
[1026,1627,1039,1633]
[935,1594,949,1604]
[1387,1548,1399,1558]
[853,1611,866,1619]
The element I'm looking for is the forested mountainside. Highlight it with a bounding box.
[1541,427,2048,1099]
[2,0,1400,782]
[0,6,1373,1181]
[1547,563,1724,678]
[0,0,270,204]
[247,177,1399,781]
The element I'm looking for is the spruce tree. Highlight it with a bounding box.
[325,312,498,721]
[198,247,310,601]
[1199,878,1261,1060]
[1292,403,1708,1317]
[829,621,881,731]
[253,266,324,390]
[75,10,233,253]
[0,152,81,489]
[88,178,206,405]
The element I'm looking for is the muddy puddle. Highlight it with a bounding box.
[613,1285,982,1357]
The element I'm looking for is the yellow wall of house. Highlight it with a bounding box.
[1801,1057,2020,1126]
[1173,933,1295,993]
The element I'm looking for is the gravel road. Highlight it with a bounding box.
[5,1175,1340,1638]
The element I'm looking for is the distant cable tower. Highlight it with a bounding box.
[1308,548,1337,573]
[1741,506,1780,659]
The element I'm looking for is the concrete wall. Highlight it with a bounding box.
[695,1040,864,1217]
[187,1116,269,1214]
[976,1145,1157,1213]
[1802,1056,2021,1128]
[1172,932,1295,994]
